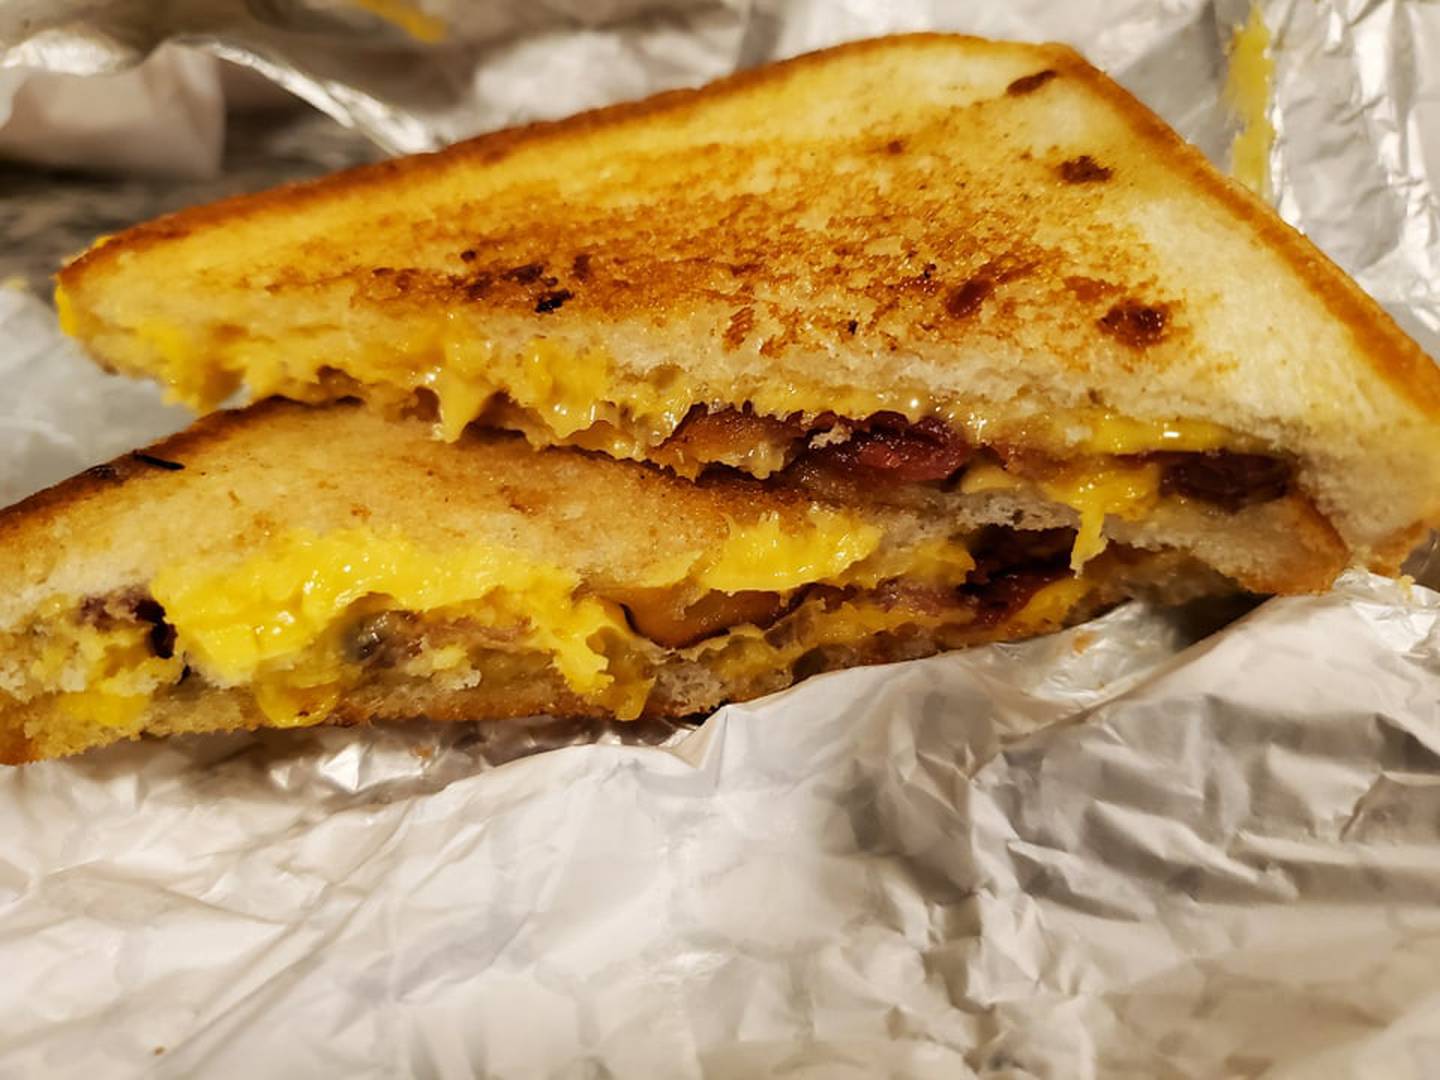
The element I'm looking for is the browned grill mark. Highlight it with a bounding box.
[1007,69,1057,96]
[534,289,573,314]
[459,249,478,263]
[945,277,993,318]
[1063,275,1118,303]
[1058,155,1112,183]
[1098,299,1170,347]
[464,273,493,301]
[886,139,906,154]
[501,263,545,284]
[724,306,755,350]
[131,452,184,471]
[571,253,592,280]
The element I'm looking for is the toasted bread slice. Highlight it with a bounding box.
[0,399,1233,763]
[55,34,1440,587]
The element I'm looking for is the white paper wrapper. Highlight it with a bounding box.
[2,2,1440,1075]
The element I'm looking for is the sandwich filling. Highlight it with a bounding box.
[57,301,1302,576]
[0,509,1196,758]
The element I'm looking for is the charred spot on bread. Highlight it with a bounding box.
[945,277,993,318]
[501,263,545,284]
[534,289,573,314]
[82,462,123,484]
[1006,69,1057,95]
[1058,155,1112,183]
[1098,299,1170,347]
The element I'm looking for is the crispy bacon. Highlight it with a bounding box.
[613,586,788,649]
[655,407,1291,513]
[805,412,972,482]
[658,406,972,484]
[1155,452,1292,511]
[658,406,805,469]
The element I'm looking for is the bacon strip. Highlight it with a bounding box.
[1155,452,1292,511]
[611,586,788,649]
[806,413,972,482]
[654,407,1292,511]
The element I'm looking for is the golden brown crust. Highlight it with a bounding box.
[1063,51,1440,418]
[59,34,1024,277]
[0,399,291,546]
[57,33,1440,420]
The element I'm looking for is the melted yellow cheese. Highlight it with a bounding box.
[960,459,1164,570]
[350,0,447,41]
[1041,462,1163,571]
[1080,413,1234,454]
[1226,3,1275,198]
[151,529,633,726]
[7,509,1107,742]
[1009,577,1092,633]
[695,510,882,593]
[57,688,150,732]
[433,336,621,442]
[142,511,886,726]
[70,294,1253,462]
[54,281,80,337]
[842,535,976,589]
[18,613,184,734]
[135,319,241,408]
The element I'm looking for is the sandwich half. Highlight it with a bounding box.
[53,34,1440,593]
[0,399,1229,763]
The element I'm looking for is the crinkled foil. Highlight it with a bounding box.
[2,2,1440,1076]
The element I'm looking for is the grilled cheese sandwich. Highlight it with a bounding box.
[15,33,1440,761]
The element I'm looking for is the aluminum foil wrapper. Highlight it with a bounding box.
[3,1,1440,1075]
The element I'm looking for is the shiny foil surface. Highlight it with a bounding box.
[2,2,1439,1075]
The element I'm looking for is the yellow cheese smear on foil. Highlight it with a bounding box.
[349,0,446,42]
[1227,3,1275,199]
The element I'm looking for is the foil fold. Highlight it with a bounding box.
[1,1,1439,1075]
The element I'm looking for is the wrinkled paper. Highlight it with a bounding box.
[2,2,1440,1076]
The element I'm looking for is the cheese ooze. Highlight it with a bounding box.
[58,290,1246,471]
[68,314,1247,566]
[53,302,1243,599]
[41,509,1028,732]
[14,497,1123,738]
